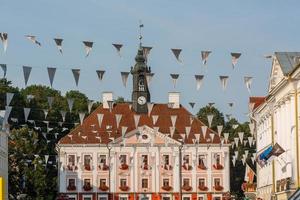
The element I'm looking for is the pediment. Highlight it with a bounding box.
[268,58,284,93]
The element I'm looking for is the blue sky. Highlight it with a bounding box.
[1,0,300,122]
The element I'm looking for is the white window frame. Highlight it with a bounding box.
[67,177,76,188]
[98,154,107,165]
[139,194,151,200]
[119,194,128,200]
[67,194,77,200]
[119,177,128,187]
[99,177,107,187]
[182,178,190,186]
[98,194,108,200]
[141,178,149,189]
[198,177,206,186]
[198,154,206,166]
[197,196,204,200]
[213,177,222,187]
[83,154,93,166]
[182,194,191,200]
[82,195,93,200]
[67,154,77,166]
[212,195,222,200]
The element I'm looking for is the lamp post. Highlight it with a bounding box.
[178,141,184,200]
[106,143,112,199]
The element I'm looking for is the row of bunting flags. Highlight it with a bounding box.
[0,33,243,67]
[0,65,253,92]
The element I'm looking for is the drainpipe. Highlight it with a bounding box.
[179,144,183,200]
[294,85,300,188]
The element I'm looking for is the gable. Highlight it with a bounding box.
[268,57,284,93]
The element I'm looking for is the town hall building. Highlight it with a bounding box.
[57,44,231,200]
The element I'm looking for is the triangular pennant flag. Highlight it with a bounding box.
[169,127,175,138]
[71,69,80,86]
[171,48,182,63]
[107,101,114,112]
[231,53,241,68]
[24,108,31,122]
[142,46,152,60]
[97,113,104,128]
[234,151,239,159]
[25,35,41,46]
[217,125,223,137]
[45,155,49,164]
[208,102,215,108]
[147,103,154,116]
[47,97,54,109]
[82,41,93,57]
[171,115,177,127]
[180,133,186,140]
[88,101,94,114]
[121,126,128,138]
[121,72,130,87]
[249,123,255,135]
[219,76,229,91]
[153,127,159,133]
[0,64,7,77]
[152,115,159,125]
[195,75,204,90]
[210,133,215,142]
[26,94,34,102]
[42,132,47,139]
[228,102,234,108]
[0,33,8,52]
[6,93,14,106]
[251,156,255,165]
[54,38,63,54]
[244,150,249,158]
[170,74,179,88]
[67,98,74,112]
[232,156,236,167]
[79,112,85,125]
[201,126,208,137]
[207,114,214,127]
[96,70,105,81]
[238,132,244,144]
[201,51,211,65]
[134,115,140,128]
[146,73,154,86]
[43,109,48,119]
[248,137,253,147]
[47,67,56,87]
[185,126,191,138]
[244,76,253,93]
[231,141,235,149]
[189,102,195,109]
[115,114,122,128]
[243,140,248,146]
[194,133,200,143]
[112,43,123,57]
[23,66,32,86]
[3,106,12,126]
[189,115,194,125]
[234,137,239,147]
[242,156,246,166]
[232,124,239,129]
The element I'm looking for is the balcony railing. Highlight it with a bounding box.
[98,164,109,171]
[213,163,223,170]
[214,185,224,191]
[67,185,76,191]
[119,185,130,191]
[66,164,78,171]
[182,163,192,170]
[120,163,129,170]
[161,185,172,191]
[163,164,172,170]
[99,184,109,191]
[198,163,207,170]
[83,184,93,191]
[198,185,208,191]
[182,185,192,191]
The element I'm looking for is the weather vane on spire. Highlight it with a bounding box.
[139,20,144,47]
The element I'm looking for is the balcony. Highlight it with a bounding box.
[198,163,207,170]
[99,184,109,191]
[83,184,93,191]
[67,185,76,191]
[161,185,172,191]
[66,164,78,171]
[141,164,150,170]
[214,185,224,191]
[84,165,92,171]
[213,163,223,170]
[182,163,192,171]
[119,185,130,191]
[120,163,129,170]
[98,164,109,171]
[182,185,192,191]
[163,164,172,170]
[198,185,208,191]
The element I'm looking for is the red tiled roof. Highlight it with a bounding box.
[249,97,265,110]
[58,103,221,145]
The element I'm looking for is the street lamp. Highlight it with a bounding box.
[106,139,113,200]
[178,139,184,200]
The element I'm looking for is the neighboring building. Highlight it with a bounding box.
[0,111,8,200]
[250,52,300,200]
[57,45,231,200]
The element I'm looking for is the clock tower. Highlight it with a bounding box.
[131,45,151,114]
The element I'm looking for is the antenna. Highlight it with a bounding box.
[139,20,144,47]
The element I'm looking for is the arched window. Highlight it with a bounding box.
[138,77,145,91]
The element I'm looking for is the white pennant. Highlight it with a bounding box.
[25,35,41,46]
[97,113,104,128]
[45,155,49,164]
[23,66,32,86]
[180,133,186,140]
[185,126,191,138]
[47,97,54,108]
[249,123,255,135]
[232,124,239,129]
[219,76,229,91]
[71,69,80,86]
[171,48,182,63]
[134,115,140,128]
[67,98,74,112]
[251,157,255,165]
[115,114,122,128]
[201,51,211,65]
[153,126,159,133]
[248,137,253,147]
[83,41,93,57]
[231,53,241,68]
[244,76,253,93]
[232,156,236,167]
[243,140,248,146]
[3,106,12,126]
[234,137,239,147]
[152,115,159,125]
[96,70,105,81]
[238,132,244,144]
[26,94,34,102]
[189,115,194,125]
[121,126,128,138]
[79,112,85,125]
[242,156,246,166]
[88,101,94,113]
[147,103,154,116]
[207,114,214,127]
[170,74,179,88]
[60,111,66,122]
[6,93,14,106]
[0,33,8,52]
[54,38,63,54]
[47,67,56,87]
[217,125,223,137]
[201,126,208,137]
[142,46,152,61]
[171,115,177,127]
[0,64,7,77]
[194,133,200,143]
[195,75,204,90]
[43,109,48,119]
[24,108,31,122]
[121,72,130,87]
[210,133,215,142]
[146,73,154,86]
[112,43,123,57]
[234,151,239,158]
[169,127,175,138]
[245,150,249,158]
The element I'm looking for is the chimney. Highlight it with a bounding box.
[102,92,113,109]
[168,92,180,109]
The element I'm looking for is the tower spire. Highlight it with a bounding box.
[139,20,144,48]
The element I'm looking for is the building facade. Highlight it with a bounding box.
[57,46,231,200]
[0,111,8,200]
[251,52,300,200]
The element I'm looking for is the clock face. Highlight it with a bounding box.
[137,96,146,105]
